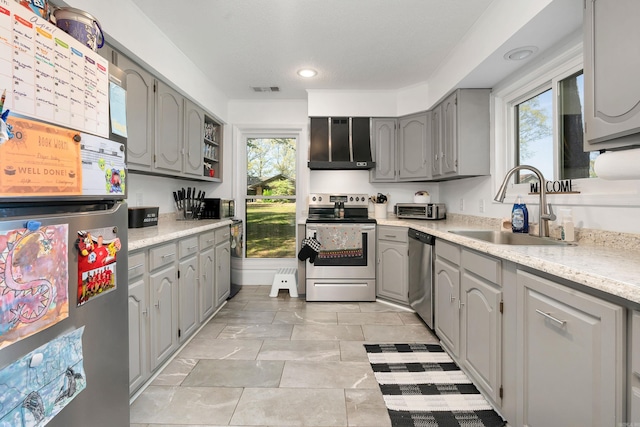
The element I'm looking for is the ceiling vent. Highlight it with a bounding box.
[251,86,280,92]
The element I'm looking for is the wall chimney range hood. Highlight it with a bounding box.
[308,117,375,170]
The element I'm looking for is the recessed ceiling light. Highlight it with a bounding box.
[504,46,538,61]
[297,68,317,78]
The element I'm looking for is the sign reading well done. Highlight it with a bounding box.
[0,1,109,137]
[0,114,82,196]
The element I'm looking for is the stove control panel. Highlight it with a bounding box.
[308,193,369,208]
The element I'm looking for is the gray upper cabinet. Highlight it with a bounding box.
[370,119,397,182]
[398,112,431,181]
[441,92,457,175]
[370,113,431,182]
[430,104,442,177]
[431,89,490,180]
[584,0,640,150]
[155,81,183,173]
[516,270,624,426]
[371,89,489,183]
[184,100,205,177]
[102,45,223,181]
[115,53,155,171]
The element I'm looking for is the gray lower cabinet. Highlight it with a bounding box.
[434,240,628,425]
[178,236,199,342]
[376,226,409,304]
[199,231,216,322]
[631,310,640,423]
[584,0,640,149]
[215,227,231,306]
[435,240,502,404]
[128,226,230,396]
[128,251,148,395]
[434,240,461,357]
[460,249,502,404]
[149,243,179,370]
[516,270,624,426]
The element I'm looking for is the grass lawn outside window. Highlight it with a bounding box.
[246,201,296,258]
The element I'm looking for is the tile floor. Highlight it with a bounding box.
[130,285,439,427]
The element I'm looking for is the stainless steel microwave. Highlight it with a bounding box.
[396,203,446,220]
[201,198,235,219]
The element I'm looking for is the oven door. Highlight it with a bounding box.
[305,223,376,301]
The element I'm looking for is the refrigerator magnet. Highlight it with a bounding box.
[76,226,121,307]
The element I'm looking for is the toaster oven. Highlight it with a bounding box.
[396,203,446,220]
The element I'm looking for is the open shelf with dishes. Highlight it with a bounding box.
[203,115,222,181]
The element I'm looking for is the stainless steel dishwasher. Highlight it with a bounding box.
[408,228,436,329]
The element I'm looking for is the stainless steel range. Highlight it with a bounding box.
[305,193,376,301]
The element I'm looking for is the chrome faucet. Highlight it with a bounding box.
[494,165,556,237]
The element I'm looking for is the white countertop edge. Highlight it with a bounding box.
[128,219,233,251]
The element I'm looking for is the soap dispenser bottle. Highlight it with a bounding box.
[511,195,529,233]
[560,209,575,242]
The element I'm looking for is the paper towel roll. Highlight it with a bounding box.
[594,148,640,180]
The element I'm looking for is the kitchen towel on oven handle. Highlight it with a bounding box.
[316,225,363,259]
[297,236,321,263]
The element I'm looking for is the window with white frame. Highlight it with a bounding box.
[512,69,599,184]
[494,41,640,207]
[244,137,297,259]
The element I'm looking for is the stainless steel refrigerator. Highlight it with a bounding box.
[0,123,129,426]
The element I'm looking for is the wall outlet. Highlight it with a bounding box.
[459,198,464,211]
[136,192,143,206]
[479,199,485,213]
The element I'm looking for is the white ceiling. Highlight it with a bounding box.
[129,0,582,100]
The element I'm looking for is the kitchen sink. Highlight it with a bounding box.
[448,230,575,246]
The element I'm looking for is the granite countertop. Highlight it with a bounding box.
[376,216,640,307]
[135,214,640,307]
[128,216,233,251]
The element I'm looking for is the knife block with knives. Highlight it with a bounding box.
[174,187,206,220]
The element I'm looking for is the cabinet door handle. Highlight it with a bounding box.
[535,309,566,327]
[449,293,455,303]
[142,309,148,316]
[161,253,175,259]
[188,245,198,250]
[155,301,160,309]
[128,263,143,271]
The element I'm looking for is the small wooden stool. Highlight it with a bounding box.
[270,267,298,297]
